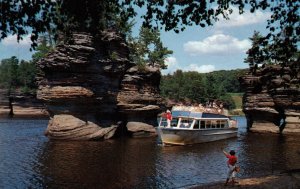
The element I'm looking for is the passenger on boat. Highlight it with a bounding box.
[222,149,238,186]
[180,122,190,128]
[166,110,172,128]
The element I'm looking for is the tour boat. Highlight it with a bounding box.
[156,107,238,145]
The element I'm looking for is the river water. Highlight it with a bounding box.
[0,117,300,189]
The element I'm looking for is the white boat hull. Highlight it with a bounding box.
[156,127,238,145]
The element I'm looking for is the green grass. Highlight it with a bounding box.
[228,93,243,109]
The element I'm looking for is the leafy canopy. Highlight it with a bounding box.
[128,27,173,69]
[1,0,298,49]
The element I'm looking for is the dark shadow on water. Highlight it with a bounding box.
[37,138,161,189]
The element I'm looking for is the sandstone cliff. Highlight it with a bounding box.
[240,62,300,134]
[36,31,164,140]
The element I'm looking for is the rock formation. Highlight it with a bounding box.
[240,62,300,134]
[0,89,48,118]
[36,31,164,140]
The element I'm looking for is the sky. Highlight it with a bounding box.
[0,7,271,75]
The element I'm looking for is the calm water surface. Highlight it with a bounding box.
[0,117,300,189]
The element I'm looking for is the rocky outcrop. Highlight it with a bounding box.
[45,114,117,140]
[36,31,163,140]
[118,65,163,128]
[0,89,48,118]
[240,62,300,134]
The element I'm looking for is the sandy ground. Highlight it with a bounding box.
[190,172,300,189]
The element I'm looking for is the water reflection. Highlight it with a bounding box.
[0,117,300,188]
[38,138,160,189]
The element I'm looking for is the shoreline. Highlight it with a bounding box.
[0,106,49,119]
[189,172,300,189]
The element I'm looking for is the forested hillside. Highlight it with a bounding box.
[0,56,37,95]
[160,69,247,109]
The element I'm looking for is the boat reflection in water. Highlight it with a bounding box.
[157,106,238,145]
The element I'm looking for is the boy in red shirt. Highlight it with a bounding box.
[222,149,238,186]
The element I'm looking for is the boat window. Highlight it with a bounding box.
[211,120,217,128]
[216,120,220,128]
[200,121,206,129]
[206,120,211,128]
[193,120,200,129]
[171,118,179,127]
[220,120,226,128]
[160,118,168,127]
[180,118,192,128]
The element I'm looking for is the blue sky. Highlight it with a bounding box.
[0,7,271,75]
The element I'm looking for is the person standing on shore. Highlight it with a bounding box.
[222,149,238,186]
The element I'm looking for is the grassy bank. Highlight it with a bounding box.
[228,93,244,116]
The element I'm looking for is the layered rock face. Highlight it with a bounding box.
[118,66,163,137]
[37,31,163,140]
[240,62,300,134]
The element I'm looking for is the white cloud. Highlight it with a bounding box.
[183,64,215,73]
[215,7,271,28]
[183,33,251,56]
[165,56,178,67]
[163,56,179,75]
[2,34,32,48]
[163,56,215,74]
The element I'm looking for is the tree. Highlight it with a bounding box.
[0,57,38,95]
[1,0,298,50]
[266,32,298,65]
[18,60,37,94]
[31,35,54,63]
[0,57,19,93]
[245,29,299,71]
[244,31,268,68]
[0,0,131,48]
[128,27,173,69]
[160,69,243,109]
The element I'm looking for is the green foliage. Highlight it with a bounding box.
[0,34,54,96]
[2,0,298,51]
[18,60,37,90]
[160,69,246,109]
[244,31,268,66]
[31,36,54,63]
[0,57,37,95]
[109,51,119,61]
[245,30,299,69]
[0,57,19,90]
[128,27,173,69]
[228,93,243,109]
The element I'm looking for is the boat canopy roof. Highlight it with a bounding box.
[171,110,228,119]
